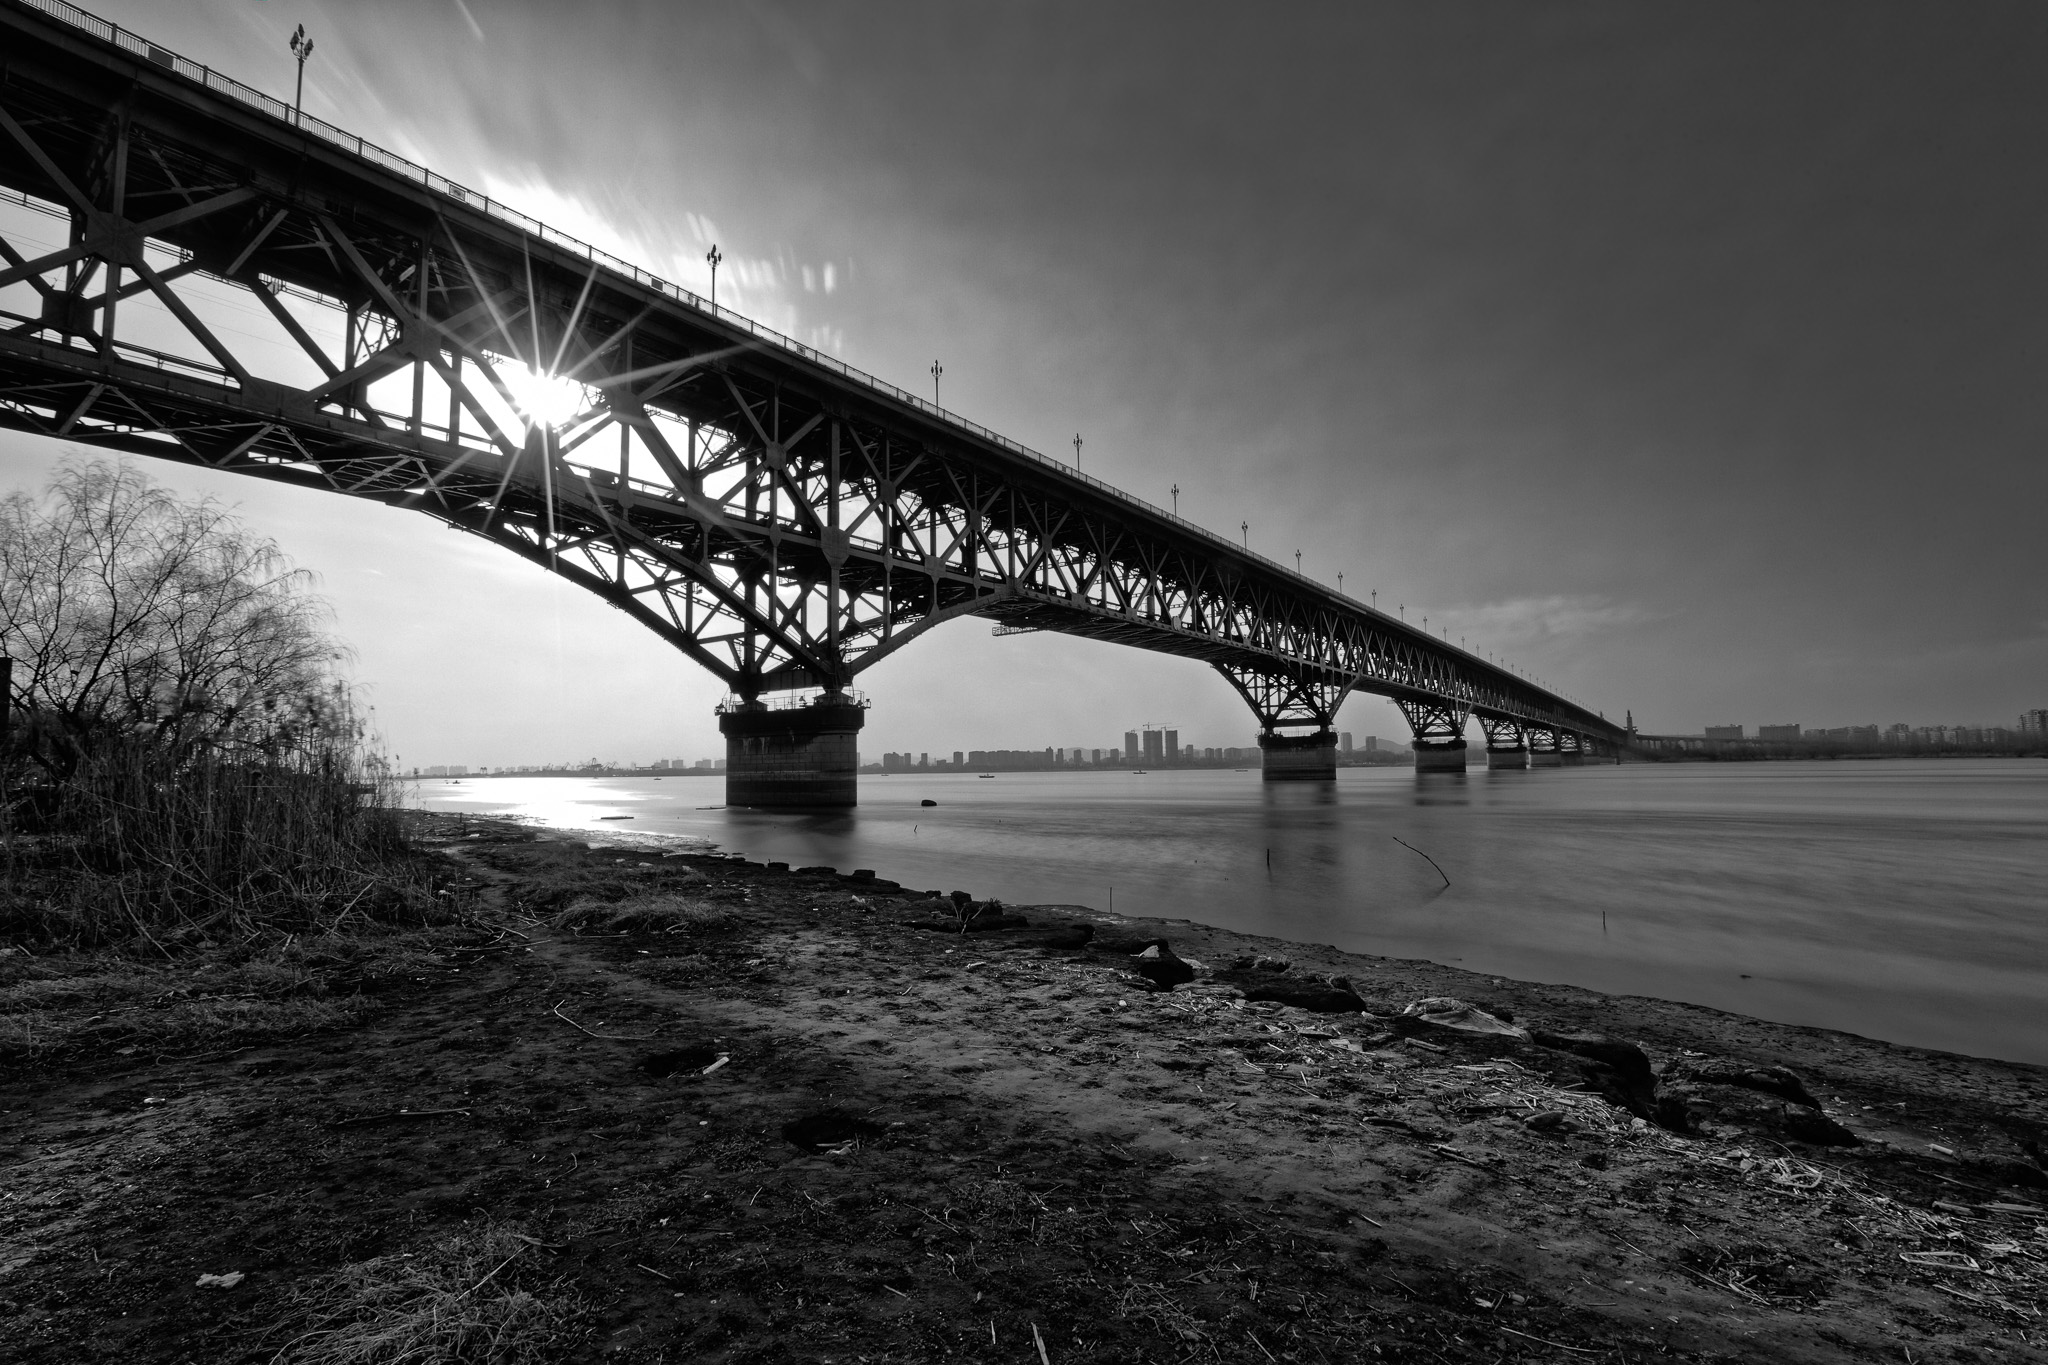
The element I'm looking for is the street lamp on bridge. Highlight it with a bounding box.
[1338,571,1343,594]
[930,360,943,406]
[705,245,723,306]
[1240,520,1248,549]
[1072,433,1082,469]
[1171,484,1179,516]
[288,25,314,126]
[1295,550,1302,574]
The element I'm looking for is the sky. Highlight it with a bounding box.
[3,0,2044,769]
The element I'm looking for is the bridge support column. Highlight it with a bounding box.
[718,694,868,808]
[1414,741,1468,772]
[1399,699,1470,772]
[1258,728,1338,781]
[1478,717,1528,769]
[1213,664,1351,783]
[1528,726,1563,767]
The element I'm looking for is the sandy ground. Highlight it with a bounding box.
[2,815,2044,1363]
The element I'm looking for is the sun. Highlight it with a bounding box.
[504,365,586,431]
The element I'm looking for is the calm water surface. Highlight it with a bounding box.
[419,760,2048,1064]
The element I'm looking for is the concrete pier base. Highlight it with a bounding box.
[719,697,866,807]
[1258,730,1337,781]
[1529,750,1563,768]
[1562,752,1586,767]
[1486,746,1529,769]
[1414,740,1468,772]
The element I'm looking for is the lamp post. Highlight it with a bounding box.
[1072,433,1082,468]
[1371,590,1377,610]
[1170,483,1179,516]
[1295,550,1301,574]
[930,360,943,406]
[1240,520,1248,549]
[1338,572,1344,594]
[289,25,314,126]
[705,245,722,306]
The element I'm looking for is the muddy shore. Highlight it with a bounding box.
[3,814,2044,1363]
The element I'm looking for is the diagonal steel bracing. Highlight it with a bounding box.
[0,2,1624,745]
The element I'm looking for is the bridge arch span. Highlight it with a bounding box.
[0,2,1624,803]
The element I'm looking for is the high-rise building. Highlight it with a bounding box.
[1143,729,1164,764]
[1340,732,1353,752]
[953,750,964,767]
[2021,709,2048,735]
[919,753,929,767]
[1704,725,1744,740]
[1091,748,1104,764]
[1162,729,1179,764]
[1124,730,1139,761]
[1365,736,1378,752]
[1758,724,1800,741]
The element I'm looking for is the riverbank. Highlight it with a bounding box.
[3,816,2043,1362]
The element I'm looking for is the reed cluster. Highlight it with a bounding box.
[1,687,434,947]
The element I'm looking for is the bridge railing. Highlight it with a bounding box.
[18,0,1612,728]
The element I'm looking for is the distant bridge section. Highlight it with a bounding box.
[0,0,1626,803]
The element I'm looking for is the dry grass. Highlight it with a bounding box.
[266,1222,588,1364]
[2,714,438,947]
[0,929,451,1065]
[550,891,739,935]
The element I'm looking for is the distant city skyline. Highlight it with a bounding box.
[406,705,2048,773]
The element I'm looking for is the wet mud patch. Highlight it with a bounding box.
[781,1110,886,1151]
[638,1045,723,1077]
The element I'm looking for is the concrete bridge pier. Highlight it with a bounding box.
[1400,699,1471,773]
[1528,727,1564,767]
[719,693,868,807]
[1414,739,1470,772]
[1258,728,1338,781]
[1478,718,1528,769]
[1212,665,1347,782]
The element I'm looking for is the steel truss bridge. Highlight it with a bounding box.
[0,0,1624,787]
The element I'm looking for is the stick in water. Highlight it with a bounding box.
[1392,836,1450,887]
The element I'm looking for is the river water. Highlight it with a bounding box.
[417,759,2048,1065]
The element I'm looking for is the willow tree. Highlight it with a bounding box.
[0,459,342,776]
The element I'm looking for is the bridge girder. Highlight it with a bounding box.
[0,4,1626,745]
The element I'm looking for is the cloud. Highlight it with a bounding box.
[450,0,485,43]
[1437,595,1663,650]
